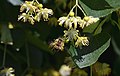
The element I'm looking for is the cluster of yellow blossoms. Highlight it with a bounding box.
[18,0,53,24]
[58,12,99,29]
[50,11,99,51]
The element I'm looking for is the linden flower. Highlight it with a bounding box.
[58,17,67,26]
[6,68,15,76]
[50,38,64,51]
[65,16,81,29]
[75,37,89,47]
[83,16,99,27]
[18,13,35,24]
[64,28,79,41]
[0,67,15,76]
[18,0,53,24]
[78,19,86,29]
[37,4,43,9]
[59,65,72,76]
[58,16,82,29]
[42,8,53,21]
[35,8,53,21]
[20,1,36,13]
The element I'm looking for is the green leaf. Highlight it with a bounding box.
[118,18,120,30]
[111,19,120,30]
[94,16,110,35]
[1,24,13,45]
[68,45,78,57]
[25,30,52,53]
[83,20,100,33]
[111,28,120,56]
[72,33,111,68]
[79,0,120,17]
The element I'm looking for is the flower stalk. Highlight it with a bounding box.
[68,0,87,17]
[90,65,93,76]
[2,44,7,68]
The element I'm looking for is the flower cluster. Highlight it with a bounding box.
[58,11,99,29]
[75,37,89,47]
[18,0,53,24]
[64,28,79,41]
[57,11,98,48]
[83,16,99,28]
[0,67,15,76]
[50,11,99,51]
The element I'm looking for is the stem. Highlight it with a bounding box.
[90,65,92,76]
[67,0,87,17]
[75,0,78,16]
[67,5,77,17]
[77,0,87,16]
[76,0,78,5]
[34,0,39,4]
[25,43,30,68]
[2,44,7,67]
[75,6,77,16]
[32,0,39,4]
[77,5,86,16]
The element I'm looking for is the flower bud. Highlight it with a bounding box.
[37,4,43,9]
[83,16,90,21]
[69,11,74,17]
